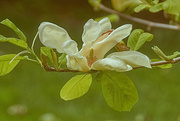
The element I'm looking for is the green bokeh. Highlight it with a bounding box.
[0,0,180,121]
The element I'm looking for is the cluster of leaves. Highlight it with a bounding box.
[111,0,180,23]
[0,19,42,76]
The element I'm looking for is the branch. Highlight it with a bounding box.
[134,57,180,69]
[43,65,78,72]
[99,4,180,31]
[43,57,180,72]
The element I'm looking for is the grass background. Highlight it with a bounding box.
[0,0,180,121]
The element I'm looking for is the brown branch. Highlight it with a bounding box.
[43,57,180,72]
[134,57,180,69]
[43,66,79,72]
[99,4,180,31]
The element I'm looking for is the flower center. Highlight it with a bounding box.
[86,49,97,67]
[86,30,114,67]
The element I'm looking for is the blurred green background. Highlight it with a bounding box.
[0,0,180,121]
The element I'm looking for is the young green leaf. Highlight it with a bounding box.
[88,0,102,11]
[167,51,180,60]
[111,0,142,14]
[1,19,27,41]
[60,74,92,101]
[58,53,67,68]
[99,71,138,112]
[94,14,119,23]
[152,46,169,61]
[150,0,180,15]
[0,54,26,76]
[134,4,150,13]
[41,47,58,70]
[127,29,153,51]
[0,35,28,49]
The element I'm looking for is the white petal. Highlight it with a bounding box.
[66,55,90,72]
[92,24,132,59]
[62,40,78,56]
[91,58,132,72]
[38,22,72,53]
[78,42,92,57]
[82,19,101,44]
[107,51,151,68]
[98,17,112,35]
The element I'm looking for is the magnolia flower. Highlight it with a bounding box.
[38,18,151,72]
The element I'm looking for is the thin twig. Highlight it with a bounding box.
[43,65,79,72]
[31,31,39,52]
[99,4,180,31]
[43,57,180,72]
[9,50,30,64]
[134,57,180,69]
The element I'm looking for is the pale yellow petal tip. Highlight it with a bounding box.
[139,57,152,69]
[147,59,152,68]
[143,56,152,68]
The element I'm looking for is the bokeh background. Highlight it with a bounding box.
[0,0,180,121]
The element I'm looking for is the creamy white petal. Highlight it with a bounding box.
[91,58,132,72]
[38,22,72,53]
[82,19,101,44]
[62,40,78,56]
[98,17,112,35]
[66,55,90,72]
[78,42,92,57]
[92,24,132,59]
[107,51,151,68]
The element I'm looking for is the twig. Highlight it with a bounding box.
[43,57,180,72]
[134,57,180,69]
[31,31,39,52]
[99,4,180,31]
[43,65,79,72]
[9,50,30,64]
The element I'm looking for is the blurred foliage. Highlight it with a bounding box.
[0,0,180,121]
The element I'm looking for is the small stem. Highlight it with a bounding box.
[9,50,30,64]
[31,31,39,52]
[27,48,42,66]
[133,57,180,69]
[99,4,180,31]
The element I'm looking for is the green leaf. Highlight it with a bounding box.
[150,0,180,15]
[127,29,153,51]
[88,0,102,11]
[99,71,138,112]
[60,74,92,100]
[0,54,26,76]
[58,53,67,68]
[152,46,169,61]
[112,0,142,14]
[41,47,58,70]
[134,4,150,13]
[1,19,27,41]
[94,14,119,23]
[0,35,28,49]
[167,51,180,60]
